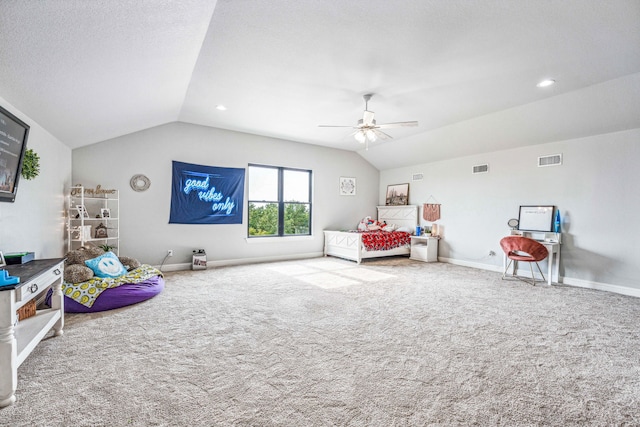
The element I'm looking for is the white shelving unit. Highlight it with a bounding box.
[67,185,119,254]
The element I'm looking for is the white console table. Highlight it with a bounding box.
[0,258,65,407]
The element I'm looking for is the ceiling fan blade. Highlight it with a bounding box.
[373,129,393,140]
[362,110,375,126]
[376,121,418,129]
[318,125,357,128]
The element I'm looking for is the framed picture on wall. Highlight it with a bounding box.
[385,183,409,205]
[339,177,356,196]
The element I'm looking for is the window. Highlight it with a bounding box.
[248,164,312,237]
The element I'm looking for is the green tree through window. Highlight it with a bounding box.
[248,165,312,237]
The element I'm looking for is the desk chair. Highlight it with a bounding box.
[500,236,549,285]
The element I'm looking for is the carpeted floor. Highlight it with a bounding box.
[3,256,640,426]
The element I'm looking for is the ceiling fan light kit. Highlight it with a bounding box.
[319,93,418,150]
[354,128,378,144]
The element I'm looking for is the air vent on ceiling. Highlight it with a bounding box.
[538,153,563,167]
[412,173,424,181]
[472,163,489,174]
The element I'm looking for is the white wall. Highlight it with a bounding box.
[380,128,640,296]
[72,122,379,267]
[0,96,72,258]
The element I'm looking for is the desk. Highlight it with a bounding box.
[0,259,65,407]
[503,241,560,286]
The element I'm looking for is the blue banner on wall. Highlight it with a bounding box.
[169,161,245,224]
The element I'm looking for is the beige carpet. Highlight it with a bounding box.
[3,257,640,426]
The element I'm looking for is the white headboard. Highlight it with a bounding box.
[377,205,418,230]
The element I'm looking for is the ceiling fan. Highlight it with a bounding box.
[319,94,418,149]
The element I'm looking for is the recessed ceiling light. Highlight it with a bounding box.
[216,105,227,111]
[537,79,555,88]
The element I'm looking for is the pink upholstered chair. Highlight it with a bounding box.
[500,236,549,285]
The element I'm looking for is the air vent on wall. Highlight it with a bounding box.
[412,173,424,181]
[472,164,489,174]
[538,153,563,167]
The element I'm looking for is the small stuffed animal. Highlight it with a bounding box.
[357,216,388,232]
[63,246,141,283]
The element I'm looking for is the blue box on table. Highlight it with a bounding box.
[4,252,35,265]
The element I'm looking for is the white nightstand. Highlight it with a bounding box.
[410,236,438,262]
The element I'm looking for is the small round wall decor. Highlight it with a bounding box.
[130,174,151,192]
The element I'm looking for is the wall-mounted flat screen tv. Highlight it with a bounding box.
[0,105,30,203]
[518,205,555,232]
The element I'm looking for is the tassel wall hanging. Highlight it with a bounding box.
[423,195,441,222]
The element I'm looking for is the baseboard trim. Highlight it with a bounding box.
[208,252,324,268]
[561,277,640,298]
[438,257,503,273]
[153,252,324,272]
[439,257,640,298]
[154,262,192,272]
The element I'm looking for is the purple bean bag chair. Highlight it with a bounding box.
[47,275,164,313]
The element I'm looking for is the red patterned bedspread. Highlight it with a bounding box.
[359,231,411,251]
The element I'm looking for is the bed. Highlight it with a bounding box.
[46,265,164,313]
[324,205,418,264]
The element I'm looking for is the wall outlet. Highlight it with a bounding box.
[167,249,173,257]
[489,250,496,256]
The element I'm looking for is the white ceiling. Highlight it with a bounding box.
[1,0,639,170]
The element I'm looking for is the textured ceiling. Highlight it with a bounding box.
[1,0,639,170]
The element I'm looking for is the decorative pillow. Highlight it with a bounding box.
[85,251,128,278]
[64,264,95,284]
[367,219,388,231]
[65,246,105,265]
[118,256,141,271]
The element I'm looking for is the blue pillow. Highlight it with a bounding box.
[85,251,128,278]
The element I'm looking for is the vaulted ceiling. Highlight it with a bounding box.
[1,0,639,170]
